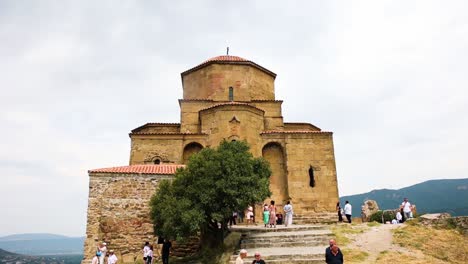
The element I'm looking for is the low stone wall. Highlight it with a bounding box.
[420,214,468,235]
[452,216,468,235]
[82,172,174,263]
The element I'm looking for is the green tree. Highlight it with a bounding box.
[150,140,271,245]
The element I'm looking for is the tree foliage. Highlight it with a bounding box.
[150,140,271,243]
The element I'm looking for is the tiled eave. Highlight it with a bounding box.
[261,130,333,135]
[89,164,185,175]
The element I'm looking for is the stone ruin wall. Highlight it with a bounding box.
[82,172,183,264]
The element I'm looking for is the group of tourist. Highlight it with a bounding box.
[92,239,172,264]
[235,239,345,264]
[142,239,172,264]
[235,249,266,264]
[336,201,352,223]
[392,197,414,224]
[230,200,295,228]
[91,242,117,264]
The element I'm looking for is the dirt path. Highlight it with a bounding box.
[346,224,422,263]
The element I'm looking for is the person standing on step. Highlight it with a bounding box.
[92,252,101,264]
[98,242,107,264]
[236,249,247,264]
[252,252,266,264]
[107,250,118,264]
[336,202,343,222]
[263,204,270,227]
[268,200,277,228]
[161,238,172,264]
[143,241,150,263]
[284,201,293,227]
[344,201,352,223]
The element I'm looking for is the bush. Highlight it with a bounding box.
[369,210,396,223]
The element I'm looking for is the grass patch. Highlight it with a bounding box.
[392,222,468,264]
[367,221,380,227]
[331,224,367,246]
[341,248,368,263]
[376,250,447,264]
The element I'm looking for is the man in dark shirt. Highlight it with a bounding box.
[161,239,172,264]
[251,252,266,264]
[325,239,343,264]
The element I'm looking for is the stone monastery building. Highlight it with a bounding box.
[83,55,339,262]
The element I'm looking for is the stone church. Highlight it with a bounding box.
[82,55,339,263]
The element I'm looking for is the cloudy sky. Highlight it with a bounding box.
[1,0,467,237]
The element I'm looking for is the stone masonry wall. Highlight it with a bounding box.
[82,172,173,264]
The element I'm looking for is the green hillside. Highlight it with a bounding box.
[0,235,84,255]
[340,178,468,216]
[0,248,82,264]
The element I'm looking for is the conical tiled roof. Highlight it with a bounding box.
[181,55,276,77]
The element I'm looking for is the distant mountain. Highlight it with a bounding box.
[340,178,468,216]
[0,233,70,241]
[0,248,82,264]
[0,233,84,255]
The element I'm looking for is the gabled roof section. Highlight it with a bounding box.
[89,164,185,175]
[199,102,265,113]
[181,55,276,78]
[131,123,180,133]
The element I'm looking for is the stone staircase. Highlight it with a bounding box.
[229,225,331,263]
[294,213,337,225]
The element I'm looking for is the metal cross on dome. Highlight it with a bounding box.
[226,47,229,55]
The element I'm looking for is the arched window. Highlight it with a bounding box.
[228,87,234,101]
[183,142,203,164]
[154,159,161,165]
[309,166,315,187]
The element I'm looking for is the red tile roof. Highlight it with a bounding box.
[204,55,249,62]
[181,55,276,78]
[89,164,185,175]
[130,132,207,136]
[261,130,332,134]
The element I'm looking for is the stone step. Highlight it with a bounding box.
[229,246,325,263]
[240,230,332,248]
[231,224,328,233]
[241,239,327,248]
[229,257,324,264]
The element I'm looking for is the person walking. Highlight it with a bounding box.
[401,198,413,220]
[107,250,118,264]
[147,245,153,264]
[161,239,172,264]
[98,242,107,264]
[246,205,254,226]
[283,201,293,227]
[336,202,343,222]
[143,241,150,263]
[235,249,247,264]
[92,252,101,264]
[344,201,352,223]
[326,244,343,264]
[268,200,277,228]
[251,252,266,264]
